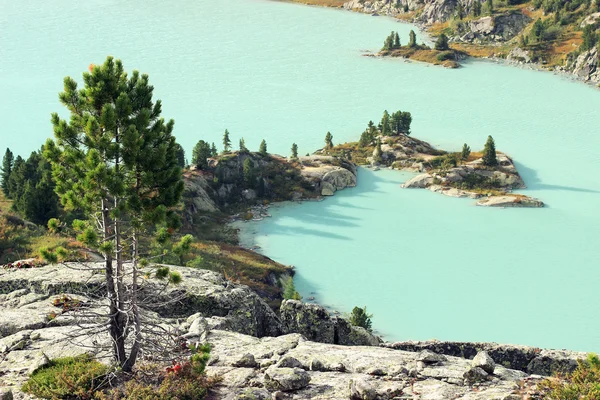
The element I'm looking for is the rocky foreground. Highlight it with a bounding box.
[0,264,587,399]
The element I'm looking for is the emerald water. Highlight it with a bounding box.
[2,0,599,351]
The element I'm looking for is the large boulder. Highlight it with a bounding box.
[279,300,380,346]
[264,366,311,391]
[401,173,433,188]
[472,351,496,374]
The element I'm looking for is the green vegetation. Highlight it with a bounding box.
[538,353,600,399]
[461,143,471,161]
[223,129,232,153]
[22,354,109,399]
[239,138,249,153]
[1,148,13,196]
[435,33,450,51]
[44,56,184,372]
[349,306,373,332]
[259,139,268,156]
[282,276,302,300]
[382,31,402,50]
[291,143,299,160]
[482,135,498,166]
[325,131,334,150]
[175,143,186,169]
[409,30,417,47]
[192,140,212,169]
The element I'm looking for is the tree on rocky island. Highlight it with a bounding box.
[434,33,449,51]
[482,135,498,166]
[259,139,268,156]
[349,306,373,332]
[239,138,249,153]
[325,131,334,150]
[192,140,212,169]
[409,30,417,48]
[291,143,298,160]
[394,32,401,48]
[1,148,14,197]
[382,31,401,51]
[373,139,383,165]
[461,143,471,161]
[390,110,412,135]
[211,142,218,157]
[380,110,391,136]
[43,56,185,372]
[223,129,232,153]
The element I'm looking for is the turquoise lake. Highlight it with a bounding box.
[1,0,600,351]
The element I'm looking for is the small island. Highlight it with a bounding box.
[319,110,544,207]
[374,30,466,68]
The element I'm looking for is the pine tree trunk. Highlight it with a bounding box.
[102,198,126,365]
[123,228,142,372]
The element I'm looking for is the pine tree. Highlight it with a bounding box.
[434,33,449,51]
[482,135,498,166]
[519,34,527,47]
[486,0,494,15]
[211,142,218,157]
[192,140,212,169]
[243,158,255,187]
[394,32,401,49]
[223,129,232,153]
[382,32,395,51]
[43,56,184,372]
[473,0,482,16]
[1,148,14,197]
[291,143,298,160]
[582,24,598,51]
[325,131,334,149]
[409,30,417,48]
[259,139,268,156]
[239,138,248,153]
[174,143,185,169]
[380,110,391,136]
[349,306,373,332]
[461,143,471,161]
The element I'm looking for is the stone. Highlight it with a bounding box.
[320,181,336,196]
[0,389,13,400]
[417,350,447,364]
[464,366,489,384]
[277,356,304,369]
[264,367,311,392]
[401,173,433,188]
[232,353,258,368]
[472,351,495,374]
[349,378,377,400]
[476,195,544,208]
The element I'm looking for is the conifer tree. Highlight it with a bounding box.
[211,142,218,157]
[380,110,391,136]
[461,143,471,161]
[434,33,450,51]
[409,30,417,48]
[486,0,494,15]
[394,32,401,48]
[482,135,498,166]
[291,143,298,160]
[174,143,186,169]
[455,2,465,19]
[43,56,184,372]
[192,140,212,169]
[1,148,14,197]
[243,158,255,187]
[473,0,482,16]
[239,138,248,153]
[259,139,268,156]
[223,129,232,153]
[325,131,334,150]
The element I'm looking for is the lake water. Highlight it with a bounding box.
[1,0,600,351]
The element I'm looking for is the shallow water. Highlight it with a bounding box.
[1,0,600,350]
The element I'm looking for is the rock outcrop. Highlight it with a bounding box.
[567,46,600,83]
[297,155,357,196]
[385,339,587,375]
[206,328,544,399]
[401,154,544,207]
[458,12,531,43]
[280,300,381,346]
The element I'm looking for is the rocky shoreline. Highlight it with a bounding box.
[0,263,588,399]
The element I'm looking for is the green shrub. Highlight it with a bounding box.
[349,306,373,332]
[22,354,109,399]
[538,353,600,399]
[282,276,302,300]
[436,50,455,61]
